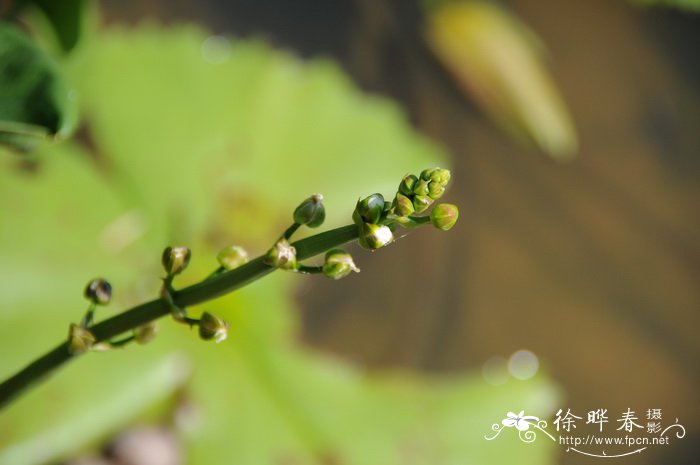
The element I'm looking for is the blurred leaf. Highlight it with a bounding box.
[22,0,85,52]
[0,355,190,465]
[0,23,560,465]
[67,26,447,245]
[179,287,561,465]
[632,0,700,11]
[426,1,578,161]
[0,23,76,152]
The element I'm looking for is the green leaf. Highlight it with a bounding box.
[0,23,75,152]
[66,27,446,244]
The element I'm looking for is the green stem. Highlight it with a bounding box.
[80,304,96,328]
[181,316,201,327]
[281,222,301,240]
[296,265,323,274]
[0,224,358,410]
[107,335,136,347]
[205,266,225,279]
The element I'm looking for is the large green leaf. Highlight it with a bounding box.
[0,23,75,152]
[0,24,559,465]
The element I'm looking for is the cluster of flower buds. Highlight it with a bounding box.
[353,193,394,250]
[391,168,459,231]
[61,170,459,359]
[393,167,451,217]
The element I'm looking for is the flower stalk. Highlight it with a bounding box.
[0,168,458,410]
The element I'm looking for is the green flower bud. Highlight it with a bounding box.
[420,167,451,185]
[355,193,385,224]
[307,205,326,228]
[420,168,436,181]
[67,323,96,355]
[430,168,451,185]
[162,246,191,276]
[413,179,431,196]
[383,201,393,214]
[428,181,445,199]
[198,311,230,343]
[430,203,459,231]
[322,249,360,280]
[84,278,112,306]
[412,195,433,213]
[264,238,297,270]
[393,193,414,217]
[293,193,325,228]
[398,174,418,196]
[135,322,159,345]
[358,222,394,250]
[217,245,249,271]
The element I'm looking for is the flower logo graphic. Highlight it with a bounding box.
[502,411,540,431]
[485,410,556,443]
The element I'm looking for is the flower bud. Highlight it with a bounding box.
[421,167,451,184]
[264,238,297,270]
[355,193,385,224]
[217,245,249,271]
[412,179,431,197]
[393,193,414,217]
[135,322,159,345]
[412,195,433,213]
[293,194,326,228]
[84,278,112,306]
[358,222,393,250]
[162,246,191,276]
[420,168,435,181]
[398,174,418,196]
[322,249,360,280]
[430,203,459,231]
[67,323,96,355]
[198,311,230,343]
[383,200,393,214]
[430,168,451,185]
[428,181,445,199]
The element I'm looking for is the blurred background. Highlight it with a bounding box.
[0,0,698,464]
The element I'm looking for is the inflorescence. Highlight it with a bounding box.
[66,168,458,354]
